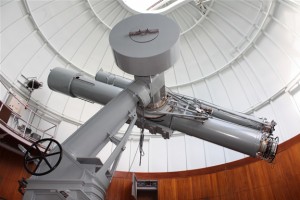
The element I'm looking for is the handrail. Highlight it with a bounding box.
[0,80,58,142]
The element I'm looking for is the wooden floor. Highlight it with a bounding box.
[0,134,299,200]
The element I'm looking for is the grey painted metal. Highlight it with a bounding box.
[95,70,132,89]
[170,94,275,133]
[48,67,122,105]
[165,116,262,157]
[96,113,137,183]
[24,150,108,199]
[195,99,273,131]
[109,14,180,76]
[93,72,272,132]
[62,83,141,157]
[47,68,276,159]
[23,69,153,200]
[23,113,137,200]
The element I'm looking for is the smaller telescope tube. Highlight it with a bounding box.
[95,70,132,89]
[95,70,270,132]
[48,67,122,105]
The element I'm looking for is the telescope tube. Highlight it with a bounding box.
[48,68,277,161]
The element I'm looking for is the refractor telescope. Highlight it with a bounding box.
[23,14,278,200]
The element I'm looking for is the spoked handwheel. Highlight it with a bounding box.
[24,138,62,176]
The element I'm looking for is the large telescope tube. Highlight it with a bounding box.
[49,67,278,162]
[95,70,276,134]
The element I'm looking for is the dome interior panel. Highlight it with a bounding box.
[203,141,225,167]
[1,0,25,31]
[184,29,215,77]
[1,16,34,60]
[95,1,119,21]
[173,7,196,32]
[101,4,124,26]
[185,135,206,170]
[1,0,13,7]
[116,141,131,171]
[207,13,244,48]
[129,140,149,172]
[98,47,115,72]
[257,30,300,84]
[109,8,130,28]
[271,93,300,141]
[36,2,87,40]
[193,81,213,103]
[183,2,203,20]
[265,18,300,59]
[199,22,235,60]
[180,36,203,81]
[178,85,194,97]
[149,138,168,172]
[70,21,104,69]
[30,83,52,106]
[213,2,254,35]
[46,92,70,114]
[58,16,99,62]
[220,68,251,111]
[63,97,86,121]
[273,1,300,30]
[164,67,178,86]
[230,63,261,107]
[194,26,228,71]
[1,31,43,82]
[218,0,262,22]
[291,87,300,115]
[28,0,83,27]
[55,121,79,143]
[236,58,267,102]
[167,136,187,172]
[26,0,52,11]
[47,12,95,51]
[173,55,191,84]
[253,105,284,141]
[84,30,110,74]
[224,147,245,163]
[0,84,7,100]
[20,45,54,81]
[243,49,282,98]
[122,72,134,80]
[27,0,69,25]
[206,76,232,109]
[79,101,102,122]
[97,141,114,165]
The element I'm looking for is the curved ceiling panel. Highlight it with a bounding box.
[1,0,300,172]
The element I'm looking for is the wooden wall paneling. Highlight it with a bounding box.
[158,178,178,200]
[1,134,300,200]
[106,178,133,200]
[0,146,31,200]
[280,144,300,198]
[107,134,300,200]
[123,179,134,200]
[190,174,212,199]
[175,177,193,200]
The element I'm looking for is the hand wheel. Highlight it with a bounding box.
[24,138,62,176]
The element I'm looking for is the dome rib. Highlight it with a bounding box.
[169,0,273,88]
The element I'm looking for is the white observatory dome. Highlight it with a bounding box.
[1,0,300,172]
